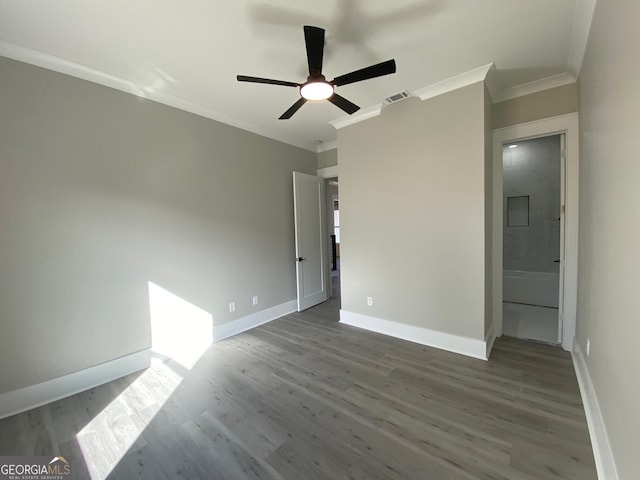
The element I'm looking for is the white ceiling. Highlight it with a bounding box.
[0,0,594,152]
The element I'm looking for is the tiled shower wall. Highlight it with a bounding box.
[503,135,561,273]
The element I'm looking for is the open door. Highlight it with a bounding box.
[293,172,328,311]
[557,133,567,344]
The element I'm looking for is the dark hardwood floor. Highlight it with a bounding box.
[0,283,596,479]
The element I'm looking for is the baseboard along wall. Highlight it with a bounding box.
[213,300,297,341]
[0,299,297,420]
[572,342,619,480]
[339,310,489,360]
[0,349,151,420]
[485,322,497,359]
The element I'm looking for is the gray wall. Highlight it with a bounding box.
[502,135,561,273]
[317,148,338,169]
[577,2,640,478]
[0,57,316,394]
[493,83,579,129]
[339,83,488,341]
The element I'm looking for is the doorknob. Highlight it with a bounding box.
[297,257,306,262]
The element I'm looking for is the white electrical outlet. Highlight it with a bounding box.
[586,339,591,356]
[366,296,373,307]
[229,302,236,313]
[252,295,259,306]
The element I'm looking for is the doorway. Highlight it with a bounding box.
[327,177,341,301]
[492,113,578,352]
[293,172,329,311]
[501,134,564,344]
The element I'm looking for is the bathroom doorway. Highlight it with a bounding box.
[502,134,564,344]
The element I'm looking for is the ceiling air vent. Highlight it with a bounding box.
[384,91,411,105]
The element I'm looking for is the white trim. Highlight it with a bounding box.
[0,349,151,420]
[330,103,382,130]
[330,63,494,130]
[413,63,494,102]
[483,63,500,103]
[572,343,620,480]
[567,0,598,77]
[485,323,497,359]
[317,165,339,178]
[213,300,296,342]
[558,134,567,344]
[316,140,337,153]
[0,41,318,153]
[493,112,579,352]
[494,72,577,103]
[340,310,488,360]
[0,41,138,101]
[0,298,298,419]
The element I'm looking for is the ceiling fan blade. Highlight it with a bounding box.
[279,98,307,119]
[237,75,299,88]
[331,59,397,87]
[328,93,360,115]
[304,25,325,76]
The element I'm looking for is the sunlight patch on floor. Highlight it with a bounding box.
[76,358,182,479]
[76,282,215,479]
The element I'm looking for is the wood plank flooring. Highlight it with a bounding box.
[0,291,597,479]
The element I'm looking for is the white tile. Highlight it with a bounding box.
[503,302,559,344]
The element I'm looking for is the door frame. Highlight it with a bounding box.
[558,133,567,344]
[317,166,339,299]
[493,113,579,351]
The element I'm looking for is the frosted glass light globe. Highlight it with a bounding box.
[300,81,334,100]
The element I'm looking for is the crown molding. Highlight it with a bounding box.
[412,63,494,101]
[329,103,383,130]
[493,72,577,103]
[2,35,590,148]
[331,63,495,131]
[0,41,318,152]
[567,0,598,77]
[483,63,500,103]
[316,140,337,153]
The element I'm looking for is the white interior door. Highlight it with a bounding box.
[557,133,567,343]
[293,172,328,311]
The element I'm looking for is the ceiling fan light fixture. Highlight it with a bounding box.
[300,81,334,101]
[237,26,396,118]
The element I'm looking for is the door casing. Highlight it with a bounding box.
[493,113,579,351]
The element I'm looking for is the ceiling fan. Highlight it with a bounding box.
[237,25,397,119]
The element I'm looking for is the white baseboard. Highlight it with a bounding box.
[0,300,297,420]
[572,342,619,480]
[213,300,297,342]
[339,310,488,360]
[0,349,151,420]
[485,323,497,359]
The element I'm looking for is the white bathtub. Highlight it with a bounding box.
[503,270,559,308]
